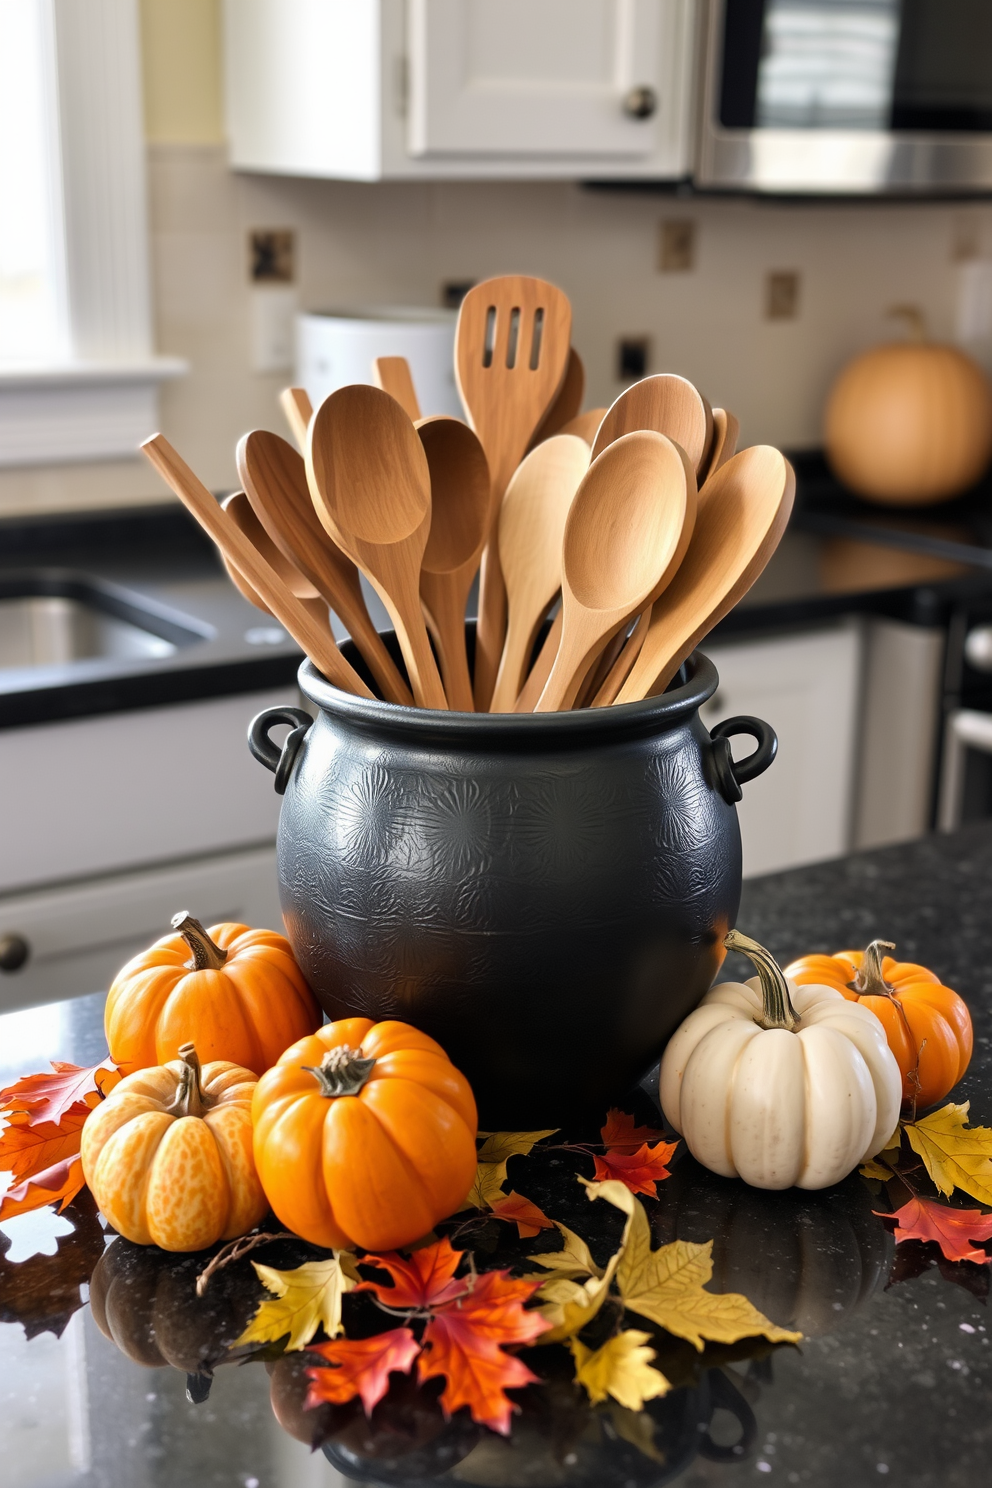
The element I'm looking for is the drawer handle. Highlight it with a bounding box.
[623,85,658,119]
[709,716,778,804]
[248,706,313,795]
[0,934,30,973]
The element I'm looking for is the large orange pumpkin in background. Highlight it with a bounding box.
[105,913,320,1075]
[785,941,972,1109]
[252,1018,478,1251]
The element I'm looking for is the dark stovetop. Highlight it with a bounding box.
[2,825,992,1487]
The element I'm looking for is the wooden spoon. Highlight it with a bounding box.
[535,432,696,713]
[528,348,585,449]
[416,415,491,712]
[615,446,796,705]
[220,492,333,634]
[373,356,422,422]
[489,434,590,714]
[238,430,412,706]
[279,386,313,451]
[591,375,711,475]
[701,408,741,483]
[454,275,572,710]
[141,435,373,698]
[558,407,607,446]
[306,384,448,709]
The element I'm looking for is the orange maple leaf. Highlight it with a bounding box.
[877,1197,992,1265]
[592,1139,678,1198]
[306,1327,421,1414]
[418,1268,550,1435]
[600,1108,668,1153]
[0,1155,86,1222]
[0,1060,120,1127]
[488,1191,555,1239]
[0,1109,89,1185]
[359,1236,468,1310]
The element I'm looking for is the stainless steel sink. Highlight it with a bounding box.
[0,572,210,676]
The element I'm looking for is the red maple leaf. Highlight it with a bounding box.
[600,1108,668,1152]
[359,1236,468,1311]
[0,1109,89,1185]
[488,1190,554,1239]
[0,1060,120,1127]
[593,1139,678,1198]
[0,1156,86,1222]
[306,1327,421,1415]
[877,1197,992,1265]
[418,1269,550,1435]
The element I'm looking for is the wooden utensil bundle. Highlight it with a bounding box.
[141,274,793,714]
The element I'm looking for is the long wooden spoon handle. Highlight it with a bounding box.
[373,357,422,422]
[591,603,652,707]
[141,435,373,699]
[420,572,474,712]
[279,387,313,451]
[490,614,539,714]
[514,608,562,713]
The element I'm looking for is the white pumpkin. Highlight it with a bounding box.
[660,930,901,1191]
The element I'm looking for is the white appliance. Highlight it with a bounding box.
[295,307,461,418]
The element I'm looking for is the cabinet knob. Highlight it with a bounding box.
[965,625,992,672]
[0,934,30,973]
[623,85,658,120]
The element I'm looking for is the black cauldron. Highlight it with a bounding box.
[249,643,775,1128]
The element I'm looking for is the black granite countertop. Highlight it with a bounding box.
[2,826,992,1487]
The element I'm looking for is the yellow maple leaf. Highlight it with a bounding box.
[615,1189,801,1351]
[235,1254,359,1352]
[536,1178,635,1344]
[459,1160,511,1211]
[860,1124,902,1182]
[904,1101,992,1206]
[476,1129,558,1165]
[530,1221,603,1280]
[570,1329,670,1410]
[607,1401,665,1462]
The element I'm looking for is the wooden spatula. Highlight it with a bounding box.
[416,415,491,712]
[306,385,448,709]
[238,430,412,705]
[141,435,373,698]
[454,275,572,710]
[591,375,711,475]
[614,446,795,705]
[373,356,422,422]
[534,432,696,713]
[528,348,585,449]
[489,434,590,713]
[279,386,313,451]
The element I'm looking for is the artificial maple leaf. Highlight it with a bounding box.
[360,1236,467,1310]
[569,1329,670,1410]
[487,1191,554,1238]
[530,1222,603,1280]
[609,1180,801,1351]
[0,1155,86,1222]
[0,1059,120,1127]
[593,1140,678,1199]
[0,1109,88,1185]
[878,1196,992,1265]
[607,1401,665,1463]
[886,1238,991,1301]
[600,1109,667,1153]
[306,1327,420,1414]
[0,1192,106,1339]
[536,1180,635,1343]
[476,1130,558,1166]
[418,1267,549,1435]
[235,1254,359,1352]
[904,1102,992,1207]
[461,1162,512,1213]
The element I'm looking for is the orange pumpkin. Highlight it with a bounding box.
[81,1044,267,1251]
[785,941,972,1109]
[105,912,320,1075]
[252,1018,478,1251]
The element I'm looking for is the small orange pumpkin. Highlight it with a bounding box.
[785,941,972,1109]
[252,1018,478,1251]
[81,1044,267,1251]
[105,912,320,1075]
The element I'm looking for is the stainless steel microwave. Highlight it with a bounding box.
[696,0,992,194]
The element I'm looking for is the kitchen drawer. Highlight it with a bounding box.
[0,844,283,1015]
[0,688,295,896]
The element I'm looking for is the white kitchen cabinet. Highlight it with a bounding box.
[0,844,284,1014]
[700,622,863,879]
[224,0,696,180]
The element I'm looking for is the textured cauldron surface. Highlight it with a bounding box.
[276,650,742,1127]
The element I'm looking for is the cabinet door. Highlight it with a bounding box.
[408,0,668,157]
[700,624,863,879]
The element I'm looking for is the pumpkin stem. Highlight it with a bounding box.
[303,1045,377,1098]
[853,939,897,997]
[172,911,228,972]
[170,1042,214,1119]
[724,929,800,1032]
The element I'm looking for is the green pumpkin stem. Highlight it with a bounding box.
[171,1043,214,1119]
[724,929,800,1032]
[304,1045,377,1098]
[172,911,228,972]
[853,939,896,998]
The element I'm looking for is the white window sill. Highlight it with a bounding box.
[0,357,187,468]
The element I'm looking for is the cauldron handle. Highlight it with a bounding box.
[709,716,778,804]
[696,1368,759,1463]
[248,706,313,795]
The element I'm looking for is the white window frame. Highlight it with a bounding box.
[0,0,185,468]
